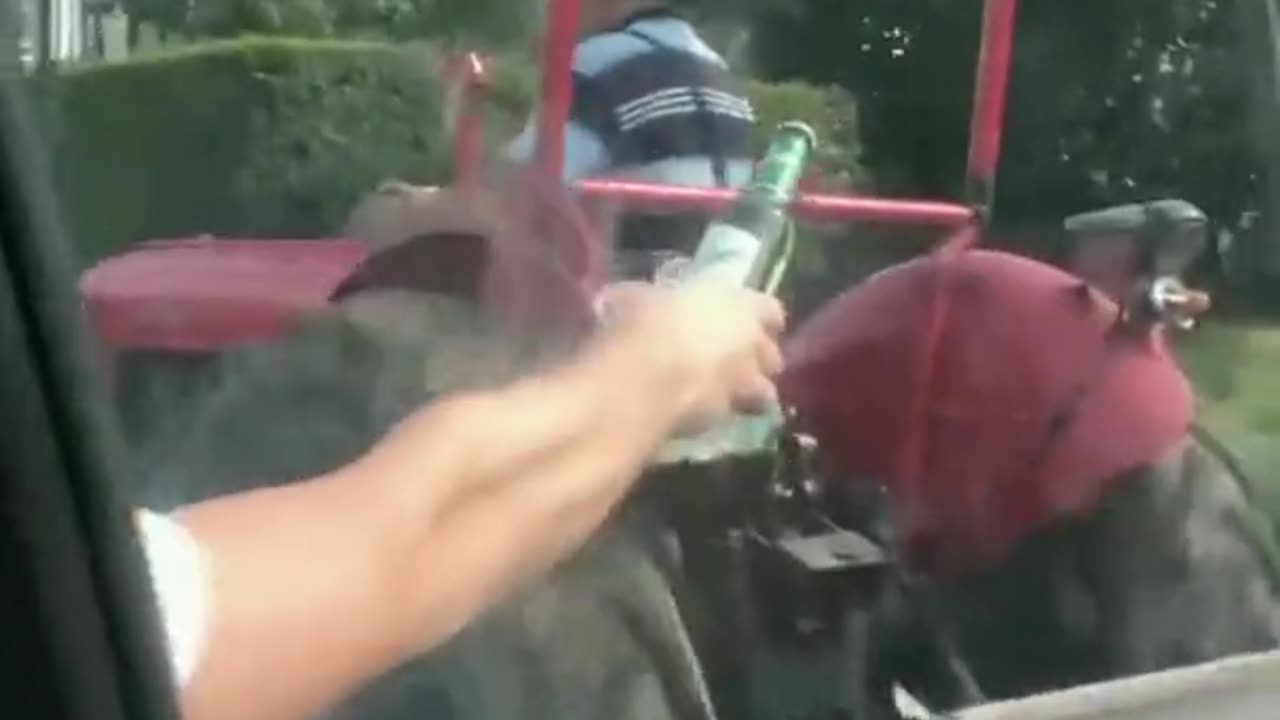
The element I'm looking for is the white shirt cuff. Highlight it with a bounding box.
[136,510,210,690]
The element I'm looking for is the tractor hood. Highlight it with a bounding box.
[80,184,606,355]
[779,249,1194,576]
[80,238,367,353]
[80,231,598,355]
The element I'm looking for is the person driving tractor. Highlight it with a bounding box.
[506,0,757,280]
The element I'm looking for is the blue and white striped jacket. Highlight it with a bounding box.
[508,9,756,189]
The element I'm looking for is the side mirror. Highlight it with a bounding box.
[1065,199,1212,329]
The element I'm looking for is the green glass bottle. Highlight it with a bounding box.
[654,122,816,465]
[684,121,817,292]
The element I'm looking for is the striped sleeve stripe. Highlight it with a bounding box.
[701,88,753,113]
[619,93,755,125]
[618,97,754,132]
[618,91,700,122]
[703,94,756,118]
[620,98,707,128]
[619,103,755,131]
[620,106,755,132]
[617,89,702,124]
[616,87,754,118]
[616,86,754,124]
[619,104,699,131]
[616,89,752,122]
[616,86,696,116]
[619,104,755,132]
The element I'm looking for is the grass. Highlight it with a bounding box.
[1174,320,1280,523]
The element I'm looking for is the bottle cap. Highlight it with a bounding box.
[778,121,819,151]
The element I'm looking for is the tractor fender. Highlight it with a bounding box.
[79,183,604,355]
[779,249,1193,576]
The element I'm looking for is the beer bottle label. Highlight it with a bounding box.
[686,222,765,286]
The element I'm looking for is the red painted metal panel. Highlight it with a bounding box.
[781,250,1192,575]
[575,179,975,227]
[965,0,1020,201]
[80,238,366,352]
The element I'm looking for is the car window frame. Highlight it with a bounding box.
[0,51,180,720]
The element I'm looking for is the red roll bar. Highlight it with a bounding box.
[536,0,582,179]
[965,0,1020,213]
[576,180,974,227]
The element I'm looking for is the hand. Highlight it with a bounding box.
[598,281,787,433]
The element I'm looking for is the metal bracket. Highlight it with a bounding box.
[775,529,891,573]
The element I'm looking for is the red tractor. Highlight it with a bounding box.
[79,0,1280,717]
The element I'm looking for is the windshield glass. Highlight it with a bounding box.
[17,0,1280,717]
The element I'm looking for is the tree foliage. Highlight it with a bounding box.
[124,0,537,48]
[755,0,1258,231]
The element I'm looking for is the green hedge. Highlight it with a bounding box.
[39,37,448,265]
[39,37,869,267]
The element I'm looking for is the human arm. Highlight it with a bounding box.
[164,283,784,720]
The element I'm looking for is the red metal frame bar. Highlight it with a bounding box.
[454,52,490,185]
[576,179,974,226]
[899,0,1020,515]
[964,0,1020,214]
[536,0,581,179]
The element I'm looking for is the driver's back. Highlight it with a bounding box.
[506,6,757,279]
